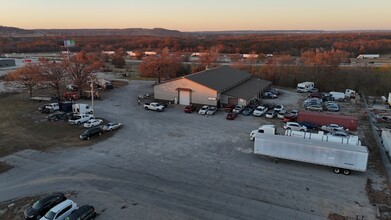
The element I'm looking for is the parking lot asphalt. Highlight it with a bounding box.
[0,80,377,219]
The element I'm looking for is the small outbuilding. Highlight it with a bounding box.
[154,65,272,106]
[0,59,16,68]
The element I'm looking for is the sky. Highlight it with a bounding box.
[1,0,391,31]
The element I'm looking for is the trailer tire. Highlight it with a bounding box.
[333,168,341,174]
[342,169,350,175]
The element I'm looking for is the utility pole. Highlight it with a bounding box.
[90,78,94,117]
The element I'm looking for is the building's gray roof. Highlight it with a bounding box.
[184,65,251,92]
[222,78,272,101]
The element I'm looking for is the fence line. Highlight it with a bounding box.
[362,92,391,180]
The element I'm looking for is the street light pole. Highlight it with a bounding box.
[90,79,94,117]
[258,78,261,99]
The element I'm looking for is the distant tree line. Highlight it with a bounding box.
[1,33,391,56]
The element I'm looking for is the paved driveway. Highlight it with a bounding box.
[0,81,376,219]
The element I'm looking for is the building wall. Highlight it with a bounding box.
[154,78,218,106]
[220,94,247,106]
[0,59,16,68]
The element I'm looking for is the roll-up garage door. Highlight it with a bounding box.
[179,91,190,105]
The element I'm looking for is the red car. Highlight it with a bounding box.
[226,112,238,120]
[184,104,196,113]
[282,113,297,122]
[224,104,235,112]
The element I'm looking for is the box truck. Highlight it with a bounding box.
[72,103,93,115]
[254,132,368,175]
[296,82,314,93]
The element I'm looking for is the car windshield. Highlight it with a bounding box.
[32,200,43,209]
[44,211,56,220]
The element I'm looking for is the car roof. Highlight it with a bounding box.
[39,193,65,203]
[49,199,74,212]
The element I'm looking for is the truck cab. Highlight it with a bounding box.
[250,125,277,141]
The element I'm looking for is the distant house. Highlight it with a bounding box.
[154,65,272,106]
[357,54,379,59]
[144,51,157,56]
[102,51,115,55]
[0,59,16,68]
[243,54,259,59]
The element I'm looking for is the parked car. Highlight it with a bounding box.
[327,130,350,138]
[303,98,322,107]
[308,92,322,99]
[299,121,319,130]
[283,122,307,132]
[290,109,300,116]
[324,104,340,112]
[277,110,287,119]
[262,92,277,99]
[184,104,196,113]
[24,193,67,220]
[40,199,77,220]
[267,88,279,95]
[65,205,96,220]
[309,88,319,93]
[242,106,255,116]
[80,127,103,140]
[47,112,68,121]
[322,94,334,102]
[39,104,52,114]
[305,104,323,112]
[321,124,345,132]
[265,110,277,119]
[226,112,238,120]
[66,85,78,91]
[83,119,103,128]
[198,105,210,115]
[68,114,94,125]
[232,105,245,114]
[282,113,297,122]
[102,122,123,131]
[206,106,218,115]
[274,104,284,112]
[253,106,268,117]
[224,104,235,112]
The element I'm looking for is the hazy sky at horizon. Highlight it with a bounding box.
[1,0,390,31]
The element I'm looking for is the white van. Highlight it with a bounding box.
[297,82,314,93]
[329,91,346,101]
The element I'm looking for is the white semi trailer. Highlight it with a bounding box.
[254,132,368,175]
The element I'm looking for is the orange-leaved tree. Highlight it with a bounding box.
[5,63,42,97]
[64,51,103,97]
[139,48,180,83]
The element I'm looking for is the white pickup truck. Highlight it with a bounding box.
[144,102,165,112]
[68,114,94,125]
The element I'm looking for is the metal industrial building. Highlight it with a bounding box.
[154,65,272,106]
[0,59,16,68]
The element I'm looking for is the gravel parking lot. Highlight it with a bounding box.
[0,80,379,219]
